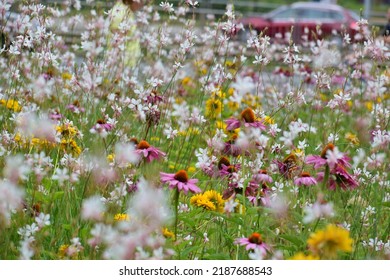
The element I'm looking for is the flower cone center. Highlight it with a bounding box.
[218,156,231,169]
[240,108,256,123]
[174,170,189,183]
[248,232,263,244]
[137,140,150,150]
[321,143,335,159]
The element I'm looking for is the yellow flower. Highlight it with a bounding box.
[61,72,72,80]
[107,153,115,163]
[365,101,373,111]
[205,98,222,119]
[56,123,79,139]
[345,133,359,146]
[263,115,275,124]
[0,99,22,112]
[58,244,69,258]
[190,190,225,212]
[61,139,82,157]
[289,252,320,260]
[187,166,196,174]
[162,227,175,239]
[114,213,130,221]
[307,224,353,258]
[227,87,234,96]
[181,76,192,86]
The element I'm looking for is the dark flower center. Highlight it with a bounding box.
[248,232,263,244]
[137,140,150,150]
[174,170,189,183]
[300,171,311,177]
[227,165,236,173]
[130,137,139,145]
[321,143,335,159]
[218,156,231,170]
[97,119,106,124]
[240,108,256,123]
[259,169,268,174]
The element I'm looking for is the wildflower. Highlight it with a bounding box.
[190,190,225,212]
[345,133,359,146]
[162,227,175,239]
[252,169,273,184]
[35,213,51,229]
[114,213,130,222]
[235,232,269,256]
[160,170,201,194]
[58,244,70,258]
[0,180,24,226]
[81,196,106,221]
[135,140,166,162]
[205,98,222,119]
[225,107,266,131]
[294,172,318,187]
[307,224,353,258]
[0,99,22,112]
[303,196,334,224]
[289,252,319,260]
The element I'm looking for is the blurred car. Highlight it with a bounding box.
[238,2,361,43]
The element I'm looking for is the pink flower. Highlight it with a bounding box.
[219,163,241,177]
[294,172,318,186]
[225,108,266,131]
[252,169,273,184]
[225,117,241,130]
[235,232,269,256]
[136,140,166,162]
[160,170,201,194]
[305,155,327,169]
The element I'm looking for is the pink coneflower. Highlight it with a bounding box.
[294,172,318,186]
[252,169,273,184]
[316,165,358,191]
[160,170,201,194]
[225,108,266,131]
[235,232,269,255]
[306,143,351,169]
[219,163,241,178]
[135,140,165,162]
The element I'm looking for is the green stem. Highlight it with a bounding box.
[174,189,180,241]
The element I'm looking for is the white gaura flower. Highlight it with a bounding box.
[81,196,106,221]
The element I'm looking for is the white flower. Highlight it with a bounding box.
[303,201,334,224]
[224,198,238,213]
[35,213,51,228]
[81,196,106,221]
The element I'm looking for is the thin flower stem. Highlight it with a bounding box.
[174,188,180,241]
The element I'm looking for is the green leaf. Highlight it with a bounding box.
[53,191,65,200]
[279,234,305,247]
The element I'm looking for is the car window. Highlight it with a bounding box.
[329,11,344,20]
[295,8,328,20]
[272,9,296,19]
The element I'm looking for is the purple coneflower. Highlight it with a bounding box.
[252,169,273,184]
[235,232,269,256]
[160,170,201,195]
[294,172,318,186]
[225,108,266,131]
[135,140,165,162]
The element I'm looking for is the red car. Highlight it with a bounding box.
[238,2,361,42]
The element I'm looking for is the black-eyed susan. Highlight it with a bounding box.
[307,224,353,258]
[190,190,225,212]
[205,98,222,119]
[0,99,22,112]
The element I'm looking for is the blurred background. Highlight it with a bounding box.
[38,0,388,27]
